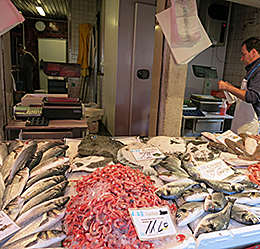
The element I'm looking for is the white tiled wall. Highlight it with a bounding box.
[223,3,260,87]
[70,0,99,103]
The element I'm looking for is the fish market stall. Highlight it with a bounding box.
[1,131,260,248]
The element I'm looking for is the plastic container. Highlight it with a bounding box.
[219,99,227,115]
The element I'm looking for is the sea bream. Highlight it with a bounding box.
[182,185,210,202]
[228,192,260,206]
[19,180,68,215]
[179,153,202,179]
[194,178,245,195]
[175,201,205,226]
[231,204,260,225]
[204,192,227,212]
[16,196,70,228]
[1,230,66,249]
[155,181,198,200]
[193,198,235,238]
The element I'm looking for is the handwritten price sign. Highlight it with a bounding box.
[131,147,165,161]
[129,206,176,240]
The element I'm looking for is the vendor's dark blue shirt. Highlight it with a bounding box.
[245,57,260,117]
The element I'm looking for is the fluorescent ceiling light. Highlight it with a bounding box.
[36,6,45,16]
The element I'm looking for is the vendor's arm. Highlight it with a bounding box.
[217,80,246,101]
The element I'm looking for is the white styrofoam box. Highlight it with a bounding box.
[21,93,68,106]
[84,107,103,118]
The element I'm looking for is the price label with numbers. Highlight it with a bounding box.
[131,147,165,161]
[0,211,20,241]
[129,206,177,240]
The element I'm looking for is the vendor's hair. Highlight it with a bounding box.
[241,37,260,53]
[16,44,24,49]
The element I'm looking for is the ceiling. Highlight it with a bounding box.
[11,0,68,21]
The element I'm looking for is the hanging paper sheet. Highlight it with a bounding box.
[156,0,212,64]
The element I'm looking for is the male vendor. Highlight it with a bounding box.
[217,37,260,135]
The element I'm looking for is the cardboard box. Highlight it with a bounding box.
[87,121,98,133]
[84,108,103,118]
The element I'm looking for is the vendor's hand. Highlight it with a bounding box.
[217,80,232,91]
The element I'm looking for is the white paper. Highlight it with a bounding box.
[224,91,237,104]
[156,6,212,64]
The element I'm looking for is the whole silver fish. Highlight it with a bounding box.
[195,178,245,195]
[21,175,67,203]
[231,204,260,225]
[0,172,5,209]
[7,140,23,153]
[40,145,69,162]
[234,203,260,218]
[1,230,66,249]
[158,171,191,183]
[26,163,70,189]
[194,198,235,238]
[19,180,68,215]
[182,185,210,202]
[37,140,65,153]
[3,196,25,220]
[204,192,227,212]
[180,153,202,179]
[2,167,29,208]
[176,201,205,226]
[155,181,197,200]
[5,207,66,245]
[0,142,8,167]
[229,192,260,206]
[27,151,43,170]
[222,172,248,183]
[156,155,182,170]
[1,149,22,183]
[6,140,37,185]
[29,156,70,179]
[16,196,70,228]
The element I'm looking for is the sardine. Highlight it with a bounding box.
[229,192,260,206]
[195,178,245,194]
[40,145,69,162]
[176,201,205,226]
[155,181,197,200]
[21,175,67,203]
[6,140,37,185]
[19,180,68,215]
[2,167,29,208]
[231,204,260,225]
[26,163,69,189]
[1,230,66,249]
[182,185,210,202]
[0,142,8,166]
[3,196,25,220]
[194,198,235,238]
[29,156,70,179]
[16,196,70,228]
[5,207,66,245]
[204,192,227,212]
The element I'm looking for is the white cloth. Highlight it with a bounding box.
[231,78,259,135]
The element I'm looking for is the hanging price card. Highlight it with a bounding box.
[0,211,20,242]
[131,147,165,161]
[129,206,177,240]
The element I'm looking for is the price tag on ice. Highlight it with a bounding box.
[0,211,20,241]
[129,206,177,240]
[131,147,165,161]
[196,158,234,180]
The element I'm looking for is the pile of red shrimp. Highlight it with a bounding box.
[63,163,172,249]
